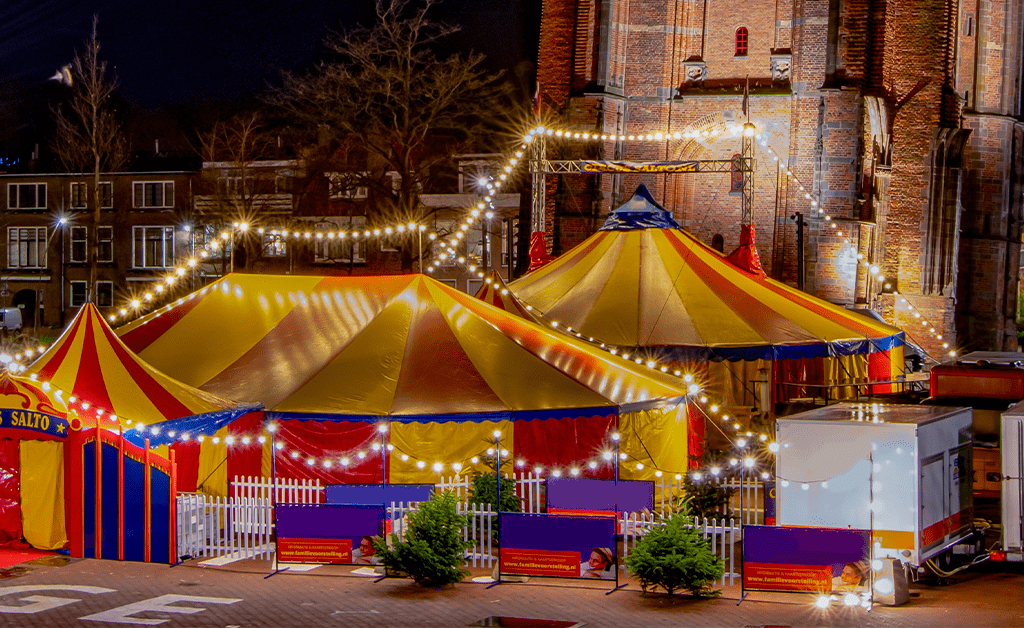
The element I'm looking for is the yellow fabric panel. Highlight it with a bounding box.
[652,232,768,345]
[272,285,413,414]
[261,437,273,478]
[131,275,326,389]
[389,420,512,484]
[825,355,869,400]
[618,405,689,480]
[196,427,229,496]
[425,283,618,411]
[514,233,618,316]
[19,441,67,550]
[890,345,905,381]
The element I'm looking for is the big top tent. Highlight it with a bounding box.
[115,274,695,484]
[507,185,906,414]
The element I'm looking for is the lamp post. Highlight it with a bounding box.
[58,216,68,326]
[378,422,389,486]
[611,431,621,485]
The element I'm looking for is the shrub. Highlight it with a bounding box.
[680,474,735,520]
[625,508,724,597]
[375,492,471,587]
[468,472,520,542]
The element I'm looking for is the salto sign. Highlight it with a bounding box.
[0,586,242,625]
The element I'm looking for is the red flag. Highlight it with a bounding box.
[533,82,541,117]
[742,76,749,119]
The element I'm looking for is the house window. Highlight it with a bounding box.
[96,281,114,307]
[70,182,112,208]
[70,226,114,262]
[7,183,46,209]
[327,173,368,200]
[132,226,175,268]
[262,234,287,258]
[98,226,113,262]
[313,217,366,263]
[70,281,88,307]
[735,27,749,56]
[70,226,88,262]
[132,181,174,208]
[7,227,46,268]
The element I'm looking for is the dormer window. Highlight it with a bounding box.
[735,27,748,56]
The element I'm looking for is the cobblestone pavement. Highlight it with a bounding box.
[0,556,1021,627]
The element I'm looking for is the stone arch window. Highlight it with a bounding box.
[735,27,748,56]
[711,234,725,253]
[921,128,971,296]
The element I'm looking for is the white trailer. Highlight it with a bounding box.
[1000,400,1024,560]
[776,403,974,568]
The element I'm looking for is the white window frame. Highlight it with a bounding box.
[327,172,368,200]
[262,233,287,258]
[69,281,88,307]
[7,226,47,269]
[132,181,175,209]
[132,226,175,269]
[7,183,46,209]
[96,280,114,307]
[98,226,113,263]
[70,182,112,208]
[70,226,88,263]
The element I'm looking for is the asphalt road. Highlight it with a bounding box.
[0,556,1022,627]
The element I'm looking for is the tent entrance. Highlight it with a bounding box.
[0,440,20,545]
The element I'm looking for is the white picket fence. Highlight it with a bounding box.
[176,474,753,579]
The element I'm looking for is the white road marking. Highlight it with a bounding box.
[0,585,116,614]
[80,594,242,626]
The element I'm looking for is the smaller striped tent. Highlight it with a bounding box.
[30,303,243,429]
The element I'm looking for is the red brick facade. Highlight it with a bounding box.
[537,0,1024,357]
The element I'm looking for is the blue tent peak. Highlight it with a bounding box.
[599,184,681,231]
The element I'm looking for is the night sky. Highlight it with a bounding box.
[1,0,540,155]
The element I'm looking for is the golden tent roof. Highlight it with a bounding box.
[115,274,689,421]
[508,188,904,362]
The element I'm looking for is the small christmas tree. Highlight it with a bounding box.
[625,506,724,597]
[468,472,521,542]
[376,492,471,587]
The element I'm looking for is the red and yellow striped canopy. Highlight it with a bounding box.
[473,271,544,324]
[30,303,236,426]
[116,274,689,420]
[509,228,904,361]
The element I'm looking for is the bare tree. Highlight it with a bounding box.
[195,113,284,274]
[268,0,513,271]
[50,16,127,302]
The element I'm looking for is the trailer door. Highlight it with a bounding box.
[921,453,948,556]
[1004,418,1024,554]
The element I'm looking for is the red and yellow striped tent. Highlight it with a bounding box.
[31,304,239,427]
[115,274,693,484]
[509,186,906,412]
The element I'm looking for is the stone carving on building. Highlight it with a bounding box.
[770,54,791,82]
[683,62,708,83]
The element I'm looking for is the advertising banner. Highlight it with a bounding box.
[0,408,70,441]
[500,513,617,580]
[545,478,654,515]
[742,525,870,593]
[276,503,385,565]
[579,161,699,173]
[325,484,434,506]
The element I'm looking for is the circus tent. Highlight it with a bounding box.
[115,274,694,484]
[507,185,906,415]
[28,303,258,497]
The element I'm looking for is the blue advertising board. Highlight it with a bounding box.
[500,513,617,580]
[325,484,434,505]
[545,478,654,514]
[742,525,870,593]
[276,503,385,565]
